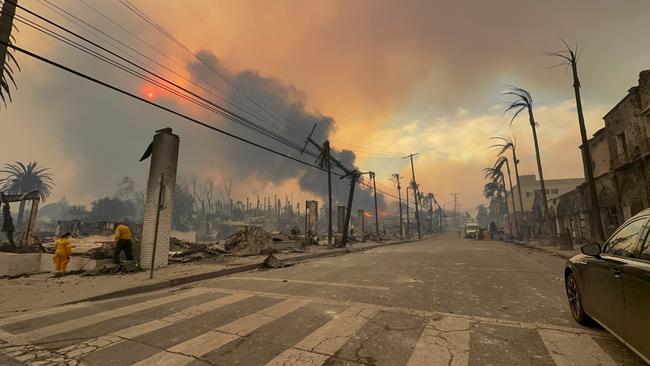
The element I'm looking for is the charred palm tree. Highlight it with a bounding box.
[490,135,525,236]
[0,0,20,107]
[545,40,605,241]
[0,161,54,228]
[484,167,513,237]
[494,156,519,237]
[503,87,554,238]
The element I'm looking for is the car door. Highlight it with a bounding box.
[624,221,650,359]
[583,217,647,336]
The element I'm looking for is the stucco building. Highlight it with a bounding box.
[554,70,650,242]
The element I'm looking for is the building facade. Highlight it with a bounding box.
[555,70,650,242]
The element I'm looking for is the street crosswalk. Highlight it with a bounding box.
[0,286,640,366]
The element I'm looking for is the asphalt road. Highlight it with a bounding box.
[0,233,645,365]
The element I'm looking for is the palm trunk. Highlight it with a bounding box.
[504,159,519,238]
[511,148,525,219]
[501,174,513,237]
[570,61,605,241]
[528,109,554,238]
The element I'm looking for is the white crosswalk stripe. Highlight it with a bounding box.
[539,328,618,366]
[4,287,215,344]
[132,298,310,366]
[265,305,380,366]
[55,292,254,359]
[0,288,636,366]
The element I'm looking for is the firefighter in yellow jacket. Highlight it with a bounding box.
[53,232,73,273]
[113,223,134,264]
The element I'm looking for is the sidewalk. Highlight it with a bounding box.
[511,239,579,260]
[0,237,419,318]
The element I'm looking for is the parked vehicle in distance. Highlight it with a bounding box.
[464,222,479,239]
[564,209,650,363]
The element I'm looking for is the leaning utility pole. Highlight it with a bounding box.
[323,140,333,245]
[302,124,358,247]
[393,173,404,239]
[404,153,421,239]
[370,172,380,238]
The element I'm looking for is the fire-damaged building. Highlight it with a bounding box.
[551,70,650,242]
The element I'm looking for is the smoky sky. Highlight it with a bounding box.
[186,50,385,210]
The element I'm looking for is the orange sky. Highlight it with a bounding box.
[2,0,650,210]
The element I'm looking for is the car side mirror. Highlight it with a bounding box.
[581,243,601,257]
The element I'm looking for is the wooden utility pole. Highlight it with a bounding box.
[323,140,333,245]
[406,186,410,239]
[404,153,421,239]
[370,172,380,238]
[394,174,404,239]
[341,170,360,247]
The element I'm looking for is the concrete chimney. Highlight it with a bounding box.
[140,128,179,269]
[357,209,365,242]
[305,200,318,236]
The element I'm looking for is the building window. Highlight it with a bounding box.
[617,132,628,159]
[551,189,559,194]
[526,192,531,197]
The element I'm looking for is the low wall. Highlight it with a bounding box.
[0,253,41,277]
[0,252,112,277]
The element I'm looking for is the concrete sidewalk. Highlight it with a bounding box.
[0,237,421,318]
[511,239,579,260]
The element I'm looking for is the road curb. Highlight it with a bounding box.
[510,241,574,260]
[71,237,423,304]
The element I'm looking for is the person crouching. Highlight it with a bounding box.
[113,223,134,264]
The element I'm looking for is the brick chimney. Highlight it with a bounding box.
[140,128,180,269]
[639,70,650,113]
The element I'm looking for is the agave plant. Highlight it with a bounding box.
[0,0,20,107]
[502,86,553,237]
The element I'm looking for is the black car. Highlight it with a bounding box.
[565,208,650,363]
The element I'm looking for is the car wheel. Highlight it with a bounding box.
[566,272,591,325]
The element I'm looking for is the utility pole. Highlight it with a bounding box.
[302,124,358,247]
[370,172,380,238]
[406,186,410,239]
[451,193,460,227]
[393,174,403,239]
[341,170,360,247]
[403,153,421,239]
[323,140,333,245]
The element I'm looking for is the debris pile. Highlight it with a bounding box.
[220,226,273,256]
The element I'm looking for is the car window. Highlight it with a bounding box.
[603,218,648,258]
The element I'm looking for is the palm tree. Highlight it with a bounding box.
[490,135,525,215]
[0,161,54,228]
[545,40,605,241]
[0,0,20,107]
[484,167,513,237]
[494,156,519,238]
[503,87,554,238]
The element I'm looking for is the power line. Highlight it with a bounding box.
[9,2,321,160]
[32,0,318,153]
[1,40,411,206]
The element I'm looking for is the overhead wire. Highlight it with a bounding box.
[4,3,419,207]
[11,1,322,160]
[33,0,321,156]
